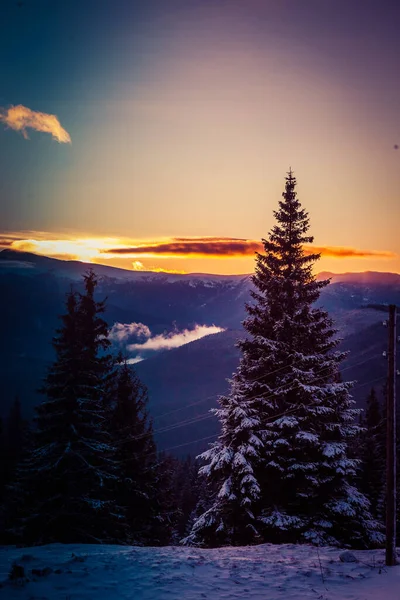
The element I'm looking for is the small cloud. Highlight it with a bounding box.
[306,246,397,259]
[132,260,186,274]
[0,104,71,143]
[109,322,151,344]
[126,356,145,365]
[127,324,225,353]
[132,261,145,271]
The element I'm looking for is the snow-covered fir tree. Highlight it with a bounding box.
[12,272,126,544]
[186,170,383,549]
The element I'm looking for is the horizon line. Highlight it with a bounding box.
[1,247,400,278]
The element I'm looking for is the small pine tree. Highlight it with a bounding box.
[177,456,201,538]
[5,397,24,477]
[358,388,385,520]
[187,170,383,548]
[12,273,125,544]
[0,417,5,535]
[0,417,5,493]
[156,453,183,545]
[2,400,32,544]
[109,359,159,544]
[183,462,217,542]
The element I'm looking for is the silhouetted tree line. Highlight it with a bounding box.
[0,272,200,546]
[0,397,30,533]
[355,384,400,541]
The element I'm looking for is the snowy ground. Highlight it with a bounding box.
[0,543,399,600]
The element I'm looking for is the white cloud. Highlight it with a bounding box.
[127,324,225,352]
[126,356,145,365]
[109,322,151,343]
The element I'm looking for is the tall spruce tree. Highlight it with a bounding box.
[109,359,159,544]
[186,170,382,548]
[13,272,125,544]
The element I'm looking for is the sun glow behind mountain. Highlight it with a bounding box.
[0,232,398,275]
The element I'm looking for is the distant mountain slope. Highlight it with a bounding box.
[135,329,242,455]
[0,249,248,284]
[340,320,389,405]
[318,271,400,285]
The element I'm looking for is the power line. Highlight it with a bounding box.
[159,374,387,455]
[164,434,219,453]
[152,350,382,423]
[115,352,385,453]
[151,351,303,421]
[130,351,384,445]
[154,413,216,436]
[126,373,388,463]
[85,346,384,465]
[68,371,388,476]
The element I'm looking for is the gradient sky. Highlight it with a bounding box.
[1,0,399,274]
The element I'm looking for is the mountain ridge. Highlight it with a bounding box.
[1,248,399,284]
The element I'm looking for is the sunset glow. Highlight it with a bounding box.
[1,232,398,275]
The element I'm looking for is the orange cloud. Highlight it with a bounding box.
[0,105,71,143]
[105,237,262,257]
[305,246,397,259]
[104,237,397,260]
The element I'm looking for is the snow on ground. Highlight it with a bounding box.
[0,543,399,600]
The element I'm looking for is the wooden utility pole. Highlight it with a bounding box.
[386,304,397,566]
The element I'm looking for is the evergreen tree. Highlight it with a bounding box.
[0,417,5,497]
[156,453,182,545]
[168,455,201,540]
[358,388,385,520]
[186,170,382,548]
[109,359,159,544]
[0,417,5,535]
[1,410,32,545]
[184,463,217,541]
[11,272,125,544]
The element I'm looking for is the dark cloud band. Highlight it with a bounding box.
[103,237,397,259]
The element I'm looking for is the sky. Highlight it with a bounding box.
[0,0,399,275]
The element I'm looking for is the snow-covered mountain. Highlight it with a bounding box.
[0,248,249,285]
[0,249,398,454]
